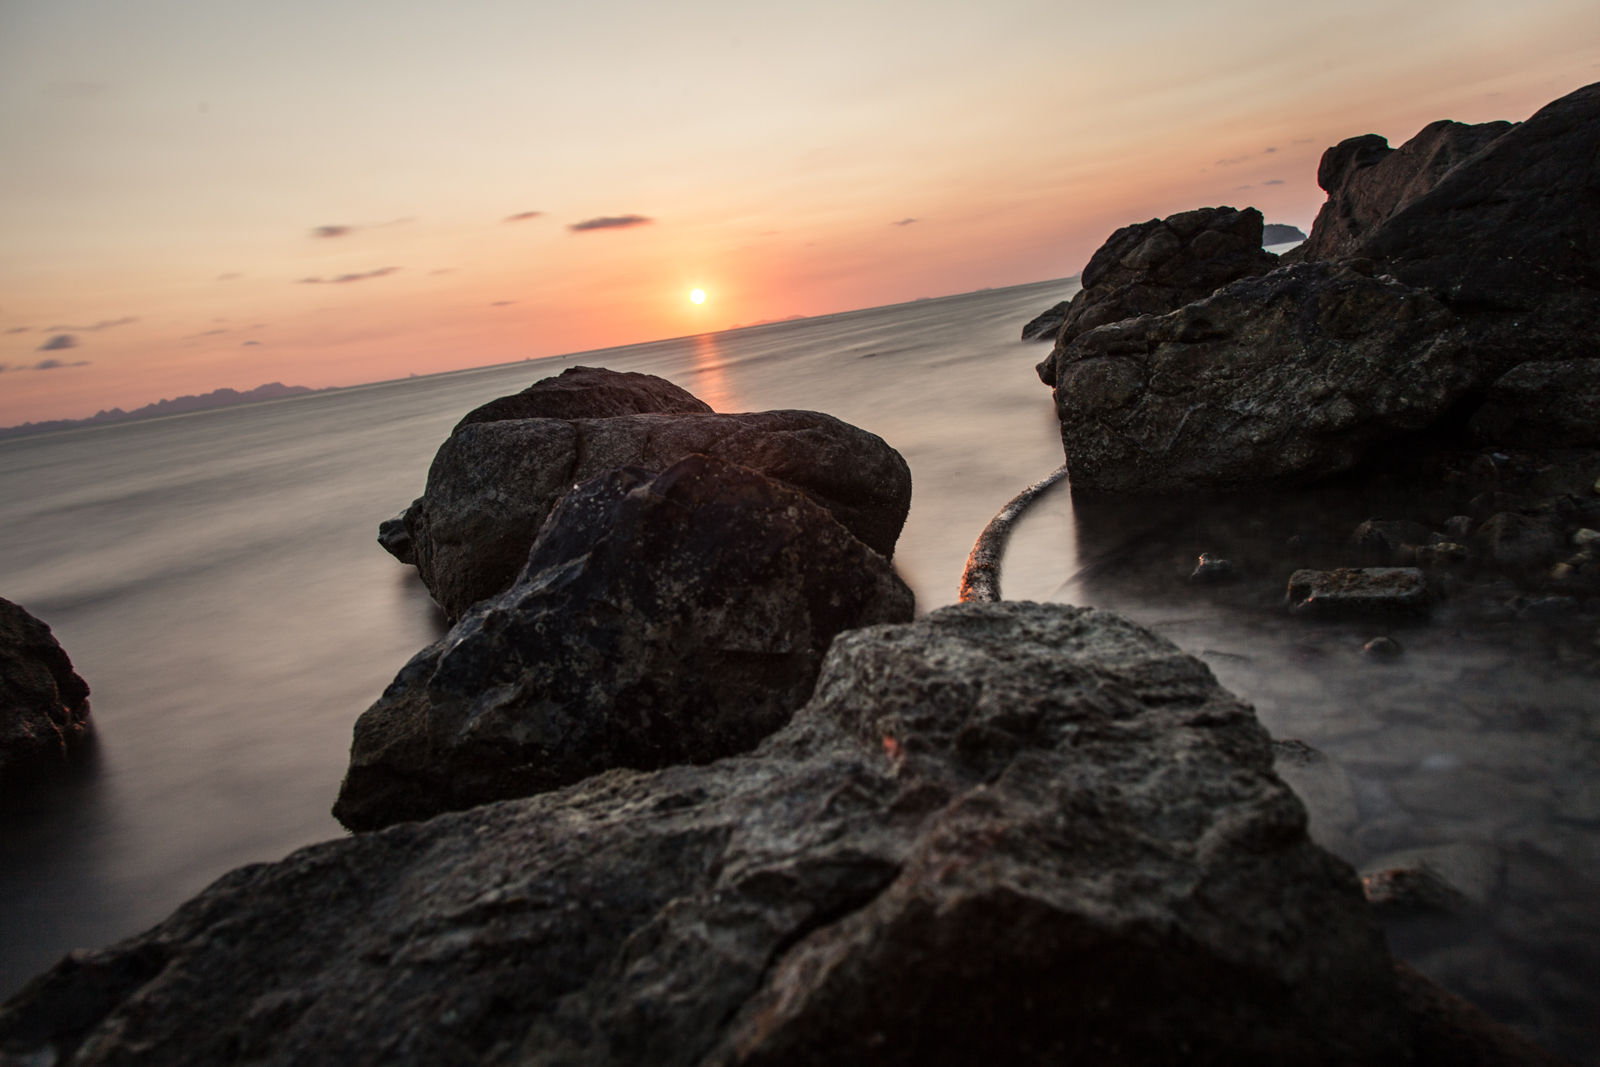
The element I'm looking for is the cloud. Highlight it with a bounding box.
[5,327,28,334]
[217,272,242,280]
[38,334,79,351]
[490,301,517,306]
[1263,147,1278,153]
[568,215,653,232]
[891,218,918,226]
[311,225,353,238]
[298,267,400,284]
[47,316,136,332]
[242,341,260,346]
[1215,155,1248,166]
[1236,185,1253,190]
[32,358,89,370]
[1262,179,1285,185]
[504,211,544,222]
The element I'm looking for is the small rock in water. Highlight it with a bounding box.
[1019,299,1071,342]
[376,509,414,565]
[1351,519,1431,563]
[1362,865,1471,916]
[1188,552,1237,584]
[1286,568,1429,618]
[1363,636,1403,659]
[1518,596,1579,624]
[1573,527,1600,547]
[1413,542,1470,568]
[1,598,93,788]
[1443,515,1477,540]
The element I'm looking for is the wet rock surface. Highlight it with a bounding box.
[397,403,912,621]
[1470,361,1600,450]
[1033,206,1279,368]
[1043,261,1473,492]
[7,602,1433,1066]
[335,454,914,832]
[0,598,91,791]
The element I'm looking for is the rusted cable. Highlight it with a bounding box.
[958,465,1070,602]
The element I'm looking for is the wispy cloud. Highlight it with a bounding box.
[31,358,90,370]
[1262,179,1285,185]
[489,301,517,306]
[5,327,28,334]
[308,218,414,239]
[38,334,79,351]
[311,225,353,238]
[504,211,544,222]
[217,272,242,280]
[47,316,136,332]
[298,267,400,284]
[243,340,261,346]
[569,214,652,232]
[891,218,918,226]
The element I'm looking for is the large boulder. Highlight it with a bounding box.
[394,404,912,621]
[334,454,915,832]
[0,598,91,789]
[1294,81,1600,368]
[1469,359,1600,448]
[1286,120,1513,264]
[1042,261,1475,492]
[1034,206,1280,373]
[452,364,714,431]
[5,603,1424,1065]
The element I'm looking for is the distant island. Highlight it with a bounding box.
[0,382,320,440]
[1262,223,1308,244]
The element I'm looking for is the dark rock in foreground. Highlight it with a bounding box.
[1035,206,1280,374]
[1019,298,1071,341]
[392,392,912,620]
[453,365,713,432]
[7,603,1423,1066]
[1469,360,1600,449]
[1041,261,1472,492]
[0,598,91,790]
[335,454,914,832]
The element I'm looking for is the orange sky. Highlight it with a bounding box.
[2,0,1597,426]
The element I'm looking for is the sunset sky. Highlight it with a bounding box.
[1,0,1596,426]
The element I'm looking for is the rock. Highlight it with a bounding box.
[334,454,915,832]
[1363,636,1404,659]
[1352,519,1433,562]
[1473,511,1567,570]
[1,598,92,790]
[1188,552,1236,583]
[1034,206,1280,378]
[1574,528,1600,547]
[1469,359,1600,448]
[1363,866,1471,916]
[1286,120,1513,264]
[453,365,714,431]
[1298,82,1600,370]
[1271,740,1361,861]
[1286,568,1429,618]
[1020,299,1071,342]
[1517,596,1579,624]
[1393,960,1572,1067]
[3,602,1418,1066]
[1413,542,1470,568]
[399,406,913,620]
[1262,223,1308,245]
[376,509,414,565]
[1443,515,1476,540]
[1042,262,1474,492]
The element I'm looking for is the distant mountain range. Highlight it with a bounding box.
[0,382,320,440]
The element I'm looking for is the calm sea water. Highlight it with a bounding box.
[2,276,1595,1060]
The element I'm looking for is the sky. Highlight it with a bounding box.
[1,0,1597,426]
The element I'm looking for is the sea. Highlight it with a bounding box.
[2,274,1595,1061]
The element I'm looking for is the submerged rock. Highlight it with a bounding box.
[398,405,912,621]
[1034,206,1280,374]
[1043,262,1472,492]
[335,454,914,832]
[1286,568,1429,618]
[5,602,1421,1066]
[0,598,92,789]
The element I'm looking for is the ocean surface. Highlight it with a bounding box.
[2,275,1595,1060]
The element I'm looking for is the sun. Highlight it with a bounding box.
[689,289,706,305]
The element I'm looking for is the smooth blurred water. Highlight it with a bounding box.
[2,275,1595,1061]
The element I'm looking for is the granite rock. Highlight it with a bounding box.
[334,454,914,832]
[5,602,1419,1066]
[0,598,91,790]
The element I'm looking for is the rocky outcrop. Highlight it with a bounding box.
[1041,261,1474,492]
[453,365,714,431]
[0,598,91,789]
[5,602,1428,1066]
[1469,360,1600,448]
[1019,299,1071,341]
[1286,120,1513,264]
[1034,206,1280,368]
[1262,223,1308,245]
[395,406,912,621]
[335,454,914,832]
